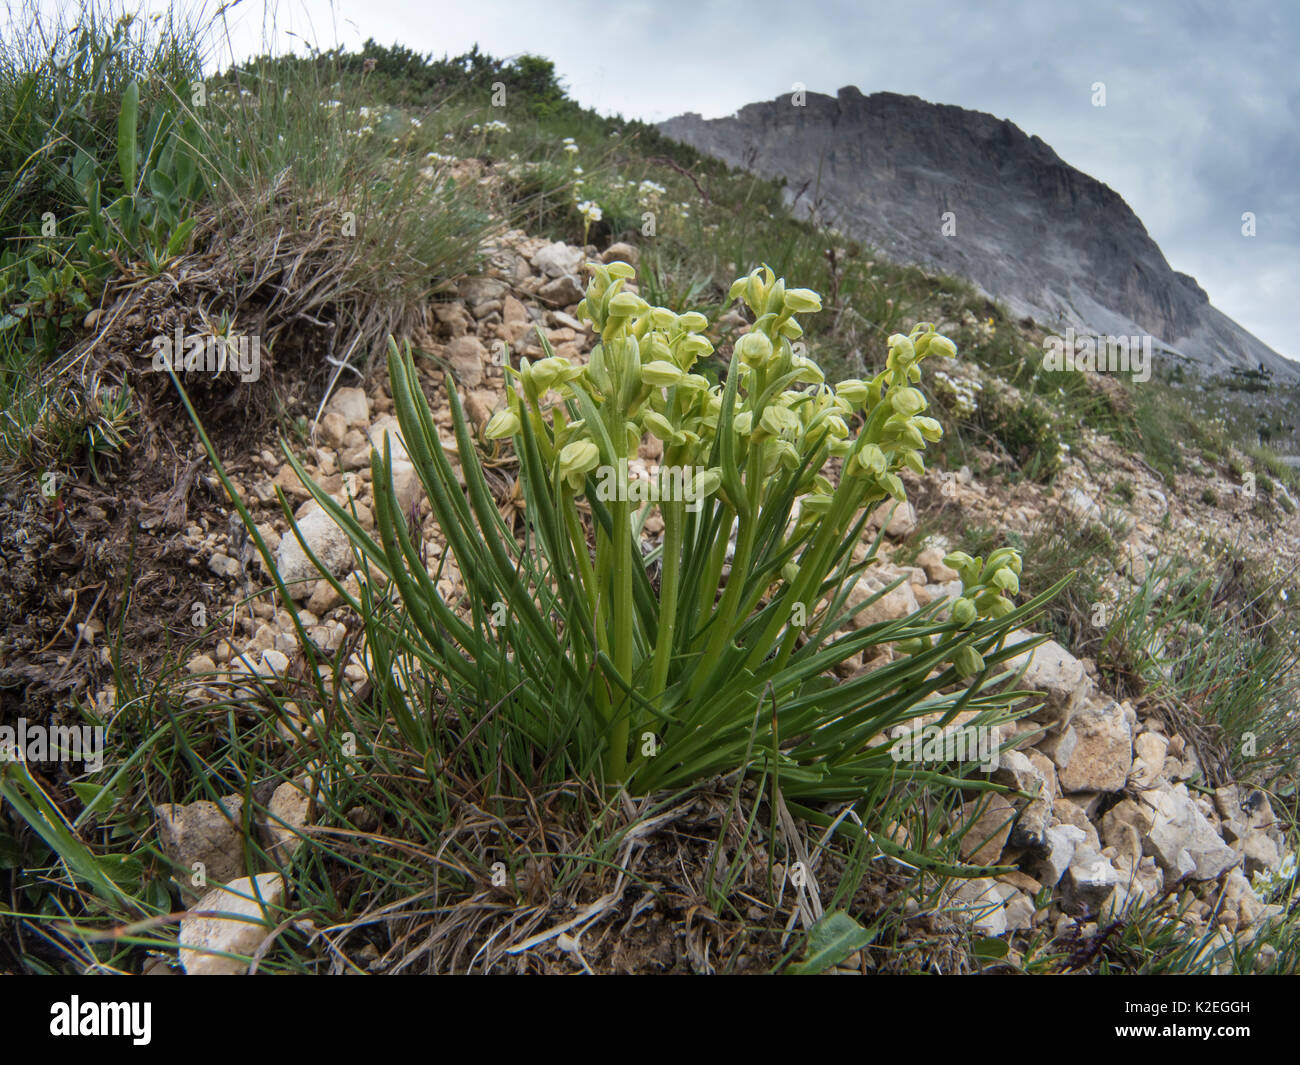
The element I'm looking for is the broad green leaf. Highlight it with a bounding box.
[972,936,1010,960]
[788,910,875,974]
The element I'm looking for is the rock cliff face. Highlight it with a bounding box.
[660,87,1299,381]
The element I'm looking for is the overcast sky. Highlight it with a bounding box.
[43,0,1300,359]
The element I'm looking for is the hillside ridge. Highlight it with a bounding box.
[660,87,1300,381]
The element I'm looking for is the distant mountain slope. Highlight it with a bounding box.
[660,87,1299,381]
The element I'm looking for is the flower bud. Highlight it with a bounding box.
[641,360,685,387]
[531,356,574,393]
[641,410,676,441]
[643,334,673,364]
[783,288,823,314]
[608,291,648,318]
[677,334,714,362]
[772,439,800,470]
[991,567,1019,596]
[986,595,1015,619]
[735,331,774,367]
[644,307,674,330]
[853,443,887,478]
[951,597,978,627]
[897,636,930,656]
[693,467,723,497]
[890,387,927,417]
[557,439,600,489]
[764,278,786,316]
[986,547,1022,577]
[678,311,708,332]
[484,409,520,440]
[954,645,985,679]
[927,335,957,359]
[835,379,869,406]
[760,405,800,438]
[820,414,849,439]
[914,416,943,442]
[887,334,916,363]
[790,356,824,384]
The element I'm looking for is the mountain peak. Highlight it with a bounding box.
[661,88,1298,380]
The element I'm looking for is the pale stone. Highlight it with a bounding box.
[156,796,246,895]
[1035,823,1085,886]
[1145,783,1240,881]
[446,335,487,386]
[916,546,960,582]
[869,499,917,538]
[992,750,1051,849]
[999,630,1092,729]
[539,274,585,306]
[532,241,584,278]
[602,242,640,266]
[264,780,312,865]
[325,387,370,427]
[319,412,349,448]
[1063,847,1121,914]
[367,415,409,465]
[179,874,285,975]
[846,570,920,628]
[1057,698,1132,793]
[950,877,1007,936]
[187,654,216,675]
[275,508,356,597]
[957,795,1017,865]
[1038,725,1077,770]
[261,649,290,677]
[208,552,242,580]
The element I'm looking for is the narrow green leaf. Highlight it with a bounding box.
[117,80,139,193]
